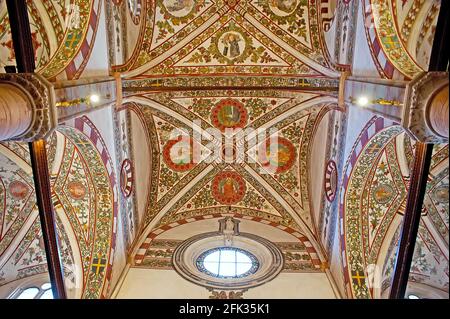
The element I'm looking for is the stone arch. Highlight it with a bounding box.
[54,117,118,298]
[339,117,408,299]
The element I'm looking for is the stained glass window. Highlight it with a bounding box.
[196,247,259,278]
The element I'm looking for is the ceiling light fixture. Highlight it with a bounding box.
[356,96,369,106]
[89,94,100,104]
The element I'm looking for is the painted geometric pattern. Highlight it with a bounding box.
[50,124,116,299]
[116,0,338,77]
[341,117,449,298]
[0,143,76,289]
[134,213,321,270]
[343,125,406,299]
[338,116,399,299]
[410,220,449,292]
[0,117,117,299]
[0,0,102,80]
[136,239,321,272]
[424,145,449,244]
[132,90,334,242]
[363,0,439,79]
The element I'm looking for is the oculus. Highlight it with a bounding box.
[196,247,259,279]
[173,218,284,290]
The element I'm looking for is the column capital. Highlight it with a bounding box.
[0,73,57,142]
[402,72,449,144]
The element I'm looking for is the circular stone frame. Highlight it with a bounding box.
[172,231,284,290]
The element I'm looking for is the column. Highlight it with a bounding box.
[402,72,449,144]
[0,82,33,140]
[0,73,57,142]
[341,72,449,144]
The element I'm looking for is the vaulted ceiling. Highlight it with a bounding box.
[126,90,339,262]
[0,0,447,299]
[112,0,341,78]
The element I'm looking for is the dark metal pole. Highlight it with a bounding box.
[389,0,448,299]
[428,0,449,72]
[5,0,67,299]
[389,143,434,299]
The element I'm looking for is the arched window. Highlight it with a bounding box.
[10,283,53,299]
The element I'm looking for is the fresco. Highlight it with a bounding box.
[0,120,117,299]
[0,0,102,80]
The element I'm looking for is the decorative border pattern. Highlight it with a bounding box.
[338,116,400,298]
[369,0,423,79]
[134,213,321,269]
[324,160,337,202]
[73,116,118,299]
[127,0,142,25]
[61,0,103,80]
[120,159,134,198]
[362,0,398,79]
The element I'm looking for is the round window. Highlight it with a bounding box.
[196,247,259,278]
[173,230,283,290]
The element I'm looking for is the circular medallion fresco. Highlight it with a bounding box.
[324,160,338,202]
[212,171,246,205]
[269,0,299,17]
[258,137,296,174]
[67,181,87,200]
[432,185,449,203]
[218,32,246,60]
[120,159,134,198]
[211,99,248,132]
[212,23,252,65]
[162,0,195,17]
[8,181,30,200]
[163,136,196,172]
[372,184,395,205]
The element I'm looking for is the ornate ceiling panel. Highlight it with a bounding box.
[0,0,102,80]
[127,89,337,260]
[0,140,76,291]
[363,0,441,79]
[341,122,449,299]
[0,119,117,299]
[115,0,339,78]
